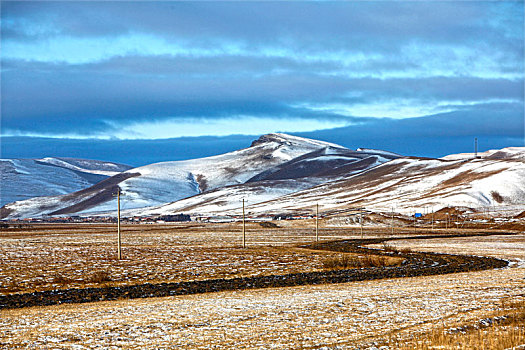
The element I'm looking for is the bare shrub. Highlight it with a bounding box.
[259,222,280,228]
[52,274,75,284]
[323,255,361,269]
[399,247,413,254]
[382,242,398,253]
[361,255,387,267]
[323,254,401,270]
[87,271,112,283]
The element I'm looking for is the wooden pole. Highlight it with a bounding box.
[315,203,319,242]
[242,198,246,248]
[360,209,363,238]
[117,189,121,260]
[391,206,394,235]
[413,209,416,234]
[431,208,434,231]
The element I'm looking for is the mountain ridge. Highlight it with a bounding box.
[1,133,354,219]
[2,134,524,219]
[0,157,132,206]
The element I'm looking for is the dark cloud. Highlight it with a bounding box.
[2,54,522,134]
[2,108,523,166]
[301,107,524,156]
[0,1,523,154]
[3,2,521,50]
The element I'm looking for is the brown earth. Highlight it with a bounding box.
[0,223,511,309]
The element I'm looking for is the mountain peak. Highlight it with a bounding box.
[250,133,346,149]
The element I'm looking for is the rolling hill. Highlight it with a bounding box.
[129,148,525,218]
[2,134,524,220]
[0,157,132,206]
[1,134,350,219]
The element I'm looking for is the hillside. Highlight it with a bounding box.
[244,151,525,216]
[130,147,525,218]
[0,134,348,219]
[131,147,398,216]
[0,158,132,206]
[3,135,524,220]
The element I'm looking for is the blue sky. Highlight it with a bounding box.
[1,1,524,165]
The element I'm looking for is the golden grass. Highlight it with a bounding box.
[0,222,368,295]
[1,226,523,349]
[1,223,518,296]
[322,253,403,269]
[2,267,524,349]
[387,298,525,349]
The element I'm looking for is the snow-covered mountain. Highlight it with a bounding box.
[0,158,132,206]
[1,134,349,219]
[131,147,399,216]
[241,150,525,216]
[3,134,523,220]
[129,148,525,217]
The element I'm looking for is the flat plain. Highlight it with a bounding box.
[0,221,524,349]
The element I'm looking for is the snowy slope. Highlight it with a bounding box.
[0,158,132,206]
[37,157,131,176]
[128,179,321,217]
[130,147,399,217]
[1,134,347,219]
[440,147,525,161]
[242,151,525,216]
[95,133,347,212]
[247,147,397,182]
[134,147,525,217]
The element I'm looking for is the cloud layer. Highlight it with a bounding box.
[1,2,523,149]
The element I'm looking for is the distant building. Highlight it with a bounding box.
[155,214,191,222]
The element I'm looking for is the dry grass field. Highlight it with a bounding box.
[0,221,524,349]
[0,221,376,295]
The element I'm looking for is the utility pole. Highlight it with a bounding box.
[475,137,478,158]
[242,198,246,248]
[113,188,123,260]
[391,206,394,235]
[431,208,434,231]
[315,203,319,242]
[360,209,363,238]
[118,189,121,260]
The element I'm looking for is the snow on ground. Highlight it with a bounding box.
[123,152,396,217]
[356,148,402,158]
[1,233,524,349]
[128,179,321,217]
[121,148,525,218]
[441,146,525,161]
[96,135,345,212]
[0,223,351,296]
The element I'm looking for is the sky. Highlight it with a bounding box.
[1,1,524,166]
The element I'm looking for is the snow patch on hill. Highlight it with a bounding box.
[0,158,131,206]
